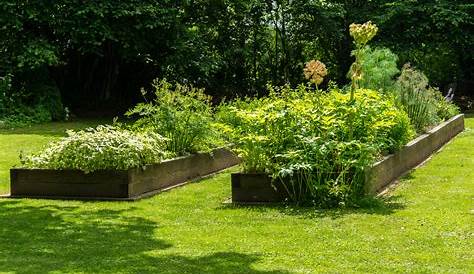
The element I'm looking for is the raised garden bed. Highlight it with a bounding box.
[366,114,465,194]
[8,148,240,200]
[232,114,465,203]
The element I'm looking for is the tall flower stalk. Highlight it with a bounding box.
[347,21,378,139]
[348,21,378,101]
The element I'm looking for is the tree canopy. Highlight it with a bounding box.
[1,0,472,114]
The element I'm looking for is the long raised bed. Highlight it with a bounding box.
[366,113,465,194]
[8,148,240,200]
[232,114,465,203]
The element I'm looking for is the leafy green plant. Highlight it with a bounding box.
[126,79,221,155]
[0,74,13,118]
[357,46,399,92]
[0,106,51,129]
[218,85,414,206]
[20,125,170,173]
[427,87,460,121]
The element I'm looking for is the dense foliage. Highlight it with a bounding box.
[375,0,473,88]
[356,46,399,92]
[16,18,462,209]
[212,18,459,206]
[20,80,224,172]
[0,73,64,128]
[21,125,170,173]
[126,79,221,155]
[1,0,471,121]
[218,86,414,206]
[347,23,460,133]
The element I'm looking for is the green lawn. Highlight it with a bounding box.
[0,118,472,273]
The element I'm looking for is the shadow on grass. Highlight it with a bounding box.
[0,200,292,274]
[219,194,405,220]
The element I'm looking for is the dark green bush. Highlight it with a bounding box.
[35,84,65,121]
[0,73,65,128]
[1,75,49,128]
[0,74,13,113]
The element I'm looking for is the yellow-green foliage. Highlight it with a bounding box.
[349,21,378,46]
[217,86,414,206]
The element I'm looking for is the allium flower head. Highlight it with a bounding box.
[349,21,378,46]
[303,60,327,85]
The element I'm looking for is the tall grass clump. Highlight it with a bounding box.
[394,64,442,132]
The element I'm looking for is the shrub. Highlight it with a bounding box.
[0,74,12,107]
[427,87,460,121]
[126,79,221,155]
[0,105,51,129]
[357,46,399,92]
[0,74,65,128]
[217,85,414,206]
[35,84,65,121]
[20,125,170,173]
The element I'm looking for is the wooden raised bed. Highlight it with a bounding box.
[232,114,465,203]
[8,148,240,200]
[366,114,465,194]
[231,173,285,203]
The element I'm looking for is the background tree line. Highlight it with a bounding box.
[1,0,472,117]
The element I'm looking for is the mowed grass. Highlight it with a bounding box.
[0,117,472,273]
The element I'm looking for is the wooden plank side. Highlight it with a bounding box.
[231,173,285,203]
[8,148,240,200]
[128,148,240,197]
[367,114,465,194]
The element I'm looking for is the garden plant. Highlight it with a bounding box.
[0,2,471,272]
[15,21,461,209]
[19,80,226,173]
[219,21,460,207]
[126,79,223,155]
[20,125,170,173]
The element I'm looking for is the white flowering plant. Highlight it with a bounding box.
[20,125,171,173]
